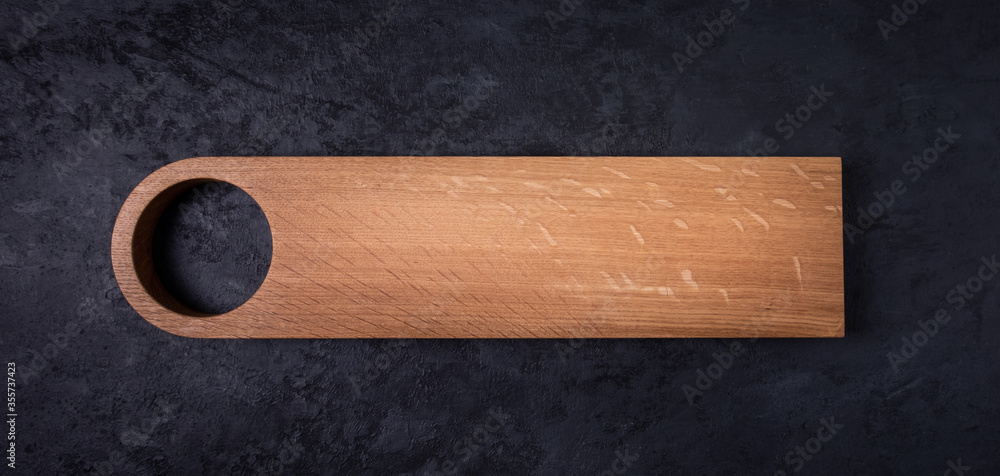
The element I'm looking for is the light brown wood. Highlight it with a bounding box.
[112,156,844,338]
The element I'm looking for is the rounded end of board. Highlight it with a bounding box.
[111,158,271,336]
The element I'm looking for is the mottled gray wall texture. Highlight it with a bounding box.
[2,0,999,474]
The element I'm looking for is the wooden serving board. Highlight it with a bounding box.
[112,156,844,338]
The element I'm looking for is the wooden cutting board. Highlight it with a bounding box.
[112,156,844,338]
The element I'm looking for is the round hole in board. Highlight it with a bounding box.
[151,181,272,315]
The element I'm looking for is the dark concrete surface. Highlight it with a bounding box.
[2,0,999,474]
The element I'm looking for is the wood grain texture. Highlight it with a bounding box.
[111,156,844,338]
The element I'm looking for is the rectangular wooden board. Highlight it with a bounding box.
[112,156,844,338]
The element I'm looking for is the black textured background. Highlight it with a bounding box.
[2,0,999,474]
